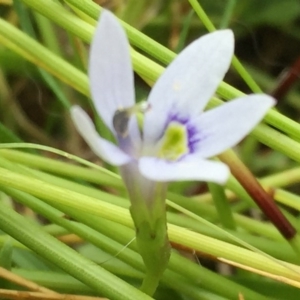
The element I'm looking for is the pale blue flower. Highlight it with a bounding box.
[71,10,275,185]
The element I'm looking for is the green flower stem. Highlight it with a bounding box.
[123,169,170,295]
[208,182,236,230]
[131,202,169,295]
[18,0,300,140]
[0,203,152,300]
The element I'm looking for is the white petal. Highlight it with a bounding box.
[192,94,276,158]
[70,106,132,166]
[143,30,234,145]
[89,10,135,133]
[139,156,230,184]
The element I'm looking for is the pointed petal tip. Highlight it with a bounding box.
[255,94,277,107]
[99,9,119,27]
[245,94,277,114]
[70,105,85,123]
[208,29,235,61]
[97,10,125,41]
[192,93,277,159]
[213,28,234,39]
[207,29,234,47]
[70,104,81,115]
[100,8,113,18]
[266,95,277,108]
[89,8,134,133]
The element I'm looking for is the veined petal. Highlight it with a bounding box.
[143,30,234,145]
[192,94,275,158]
[139,156,230,184]
[71,106,132,166]
[89,10,135,134]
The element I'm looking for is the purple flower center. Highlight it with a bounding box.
[163,112,202,155]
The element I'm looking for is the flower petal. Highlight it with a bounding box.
[143,30,234,145]
[89,10,135,133]
[71,106,132,166]
[192,94,276,158]
[139,156,230,184]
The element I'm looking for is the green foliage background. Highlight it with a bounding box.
[0,0,300,299]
